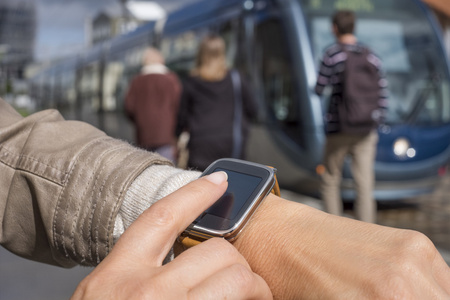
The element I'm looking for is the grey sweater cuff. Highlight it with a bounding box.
[113,165,201,242]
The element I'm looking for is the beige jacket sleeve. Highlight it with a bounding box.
[0,99,180,268]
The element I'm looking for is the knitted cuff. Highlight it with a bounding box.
[113,165,201,242]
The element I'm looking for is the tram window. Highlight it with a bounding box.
[104,41,148,112]
[162,30,203,77]
[217,21,239,69]
[79,63,101,112]
[104,54,126,111]
[163,22,239,77]
[103,61,124,111]
[414,80,450,125]
[255,19,299,142]
[300,0,450,126]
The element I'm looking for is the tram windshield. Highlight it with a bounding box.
[299,0,450,125]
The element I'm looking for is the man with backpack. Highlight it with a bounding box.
[315,10,388,223]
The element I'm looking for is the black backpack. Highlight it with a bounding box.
[338,45,381,134]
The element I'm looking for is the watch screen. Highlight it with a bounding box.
[191,159,274,234]
[205,168,262,220]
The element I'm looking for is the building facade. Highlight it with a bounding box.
[0,0,36,93]
[90,11,141,46]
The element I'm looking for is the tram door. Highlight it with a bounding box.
[241,9,320,188]
[244,14,306,143]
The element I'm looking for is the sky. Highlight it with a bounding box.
[34,0,193,61]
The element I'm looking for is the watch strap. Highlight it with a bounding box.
[178,235,203,248]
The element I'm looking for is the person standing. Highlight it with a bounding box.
[125,47,181,163]
[178,34,257,171]
[315,10,388,223]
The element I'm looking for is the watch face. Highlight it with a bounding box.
[188,158,275,240]
[204,168,262,220]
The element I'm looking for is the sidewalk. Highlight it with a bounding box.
[0,246,93,300]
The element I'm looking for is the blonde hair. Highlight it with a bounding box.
[143,47,165,66]
[193,35,228,81]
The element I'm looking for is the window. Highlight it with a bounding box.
[255,19,302,145]
[300,0,450,125]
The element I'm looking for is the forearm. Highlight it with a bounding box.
[233,195,306,298]
[0,99,174,267]
[234,194,450,299]
[234,195,356,298]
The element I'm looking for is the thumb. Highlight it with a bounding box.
[110,172,228,266]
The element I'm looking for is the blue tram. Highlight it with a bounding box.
[28,0,450,200]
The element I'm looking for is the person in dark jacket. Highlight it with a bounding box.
[125,47,181,162]
[315,10,388,223]
[178,34,257,171]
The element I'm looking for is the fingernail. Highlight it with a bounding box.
[204,171,228,185]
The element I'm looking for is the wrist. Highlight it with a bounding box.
[232,194,312,299]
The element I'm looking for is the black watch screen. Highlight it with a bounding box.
[190,158,276,237]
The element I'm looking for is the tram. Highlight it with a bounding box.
[28,0,450,200]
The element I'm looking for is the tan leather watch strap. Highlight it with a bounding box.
[178,236,203,248]
[179,172,280,249]
[269,167,281,197]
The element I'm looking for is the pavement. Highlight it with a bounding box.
[0,247,93,300]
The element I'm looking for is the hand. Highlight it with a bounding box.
[71,172,272,300]
[234,195,450,299]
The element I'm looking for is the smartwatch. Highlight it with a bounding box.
[179,158,280,248]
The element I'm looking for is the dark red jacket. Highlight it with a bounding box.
[125,72,181,149]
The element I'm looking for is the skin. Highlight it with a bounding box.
[71,172,272,300]
[234,195,450,299]
[72,172,450,299]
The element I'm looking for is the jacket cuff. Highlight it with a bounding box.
[53,137,171,267]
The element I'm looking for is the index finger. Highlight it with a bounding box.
[112,171,228,265]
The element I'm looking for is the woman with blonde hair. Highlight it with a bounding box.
[192,34,228,81]
[178,34,257,170]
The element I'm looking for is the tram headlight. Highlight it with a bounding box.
[243,0,254,10]
[393,138,409,156]
[393,138,416,158]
